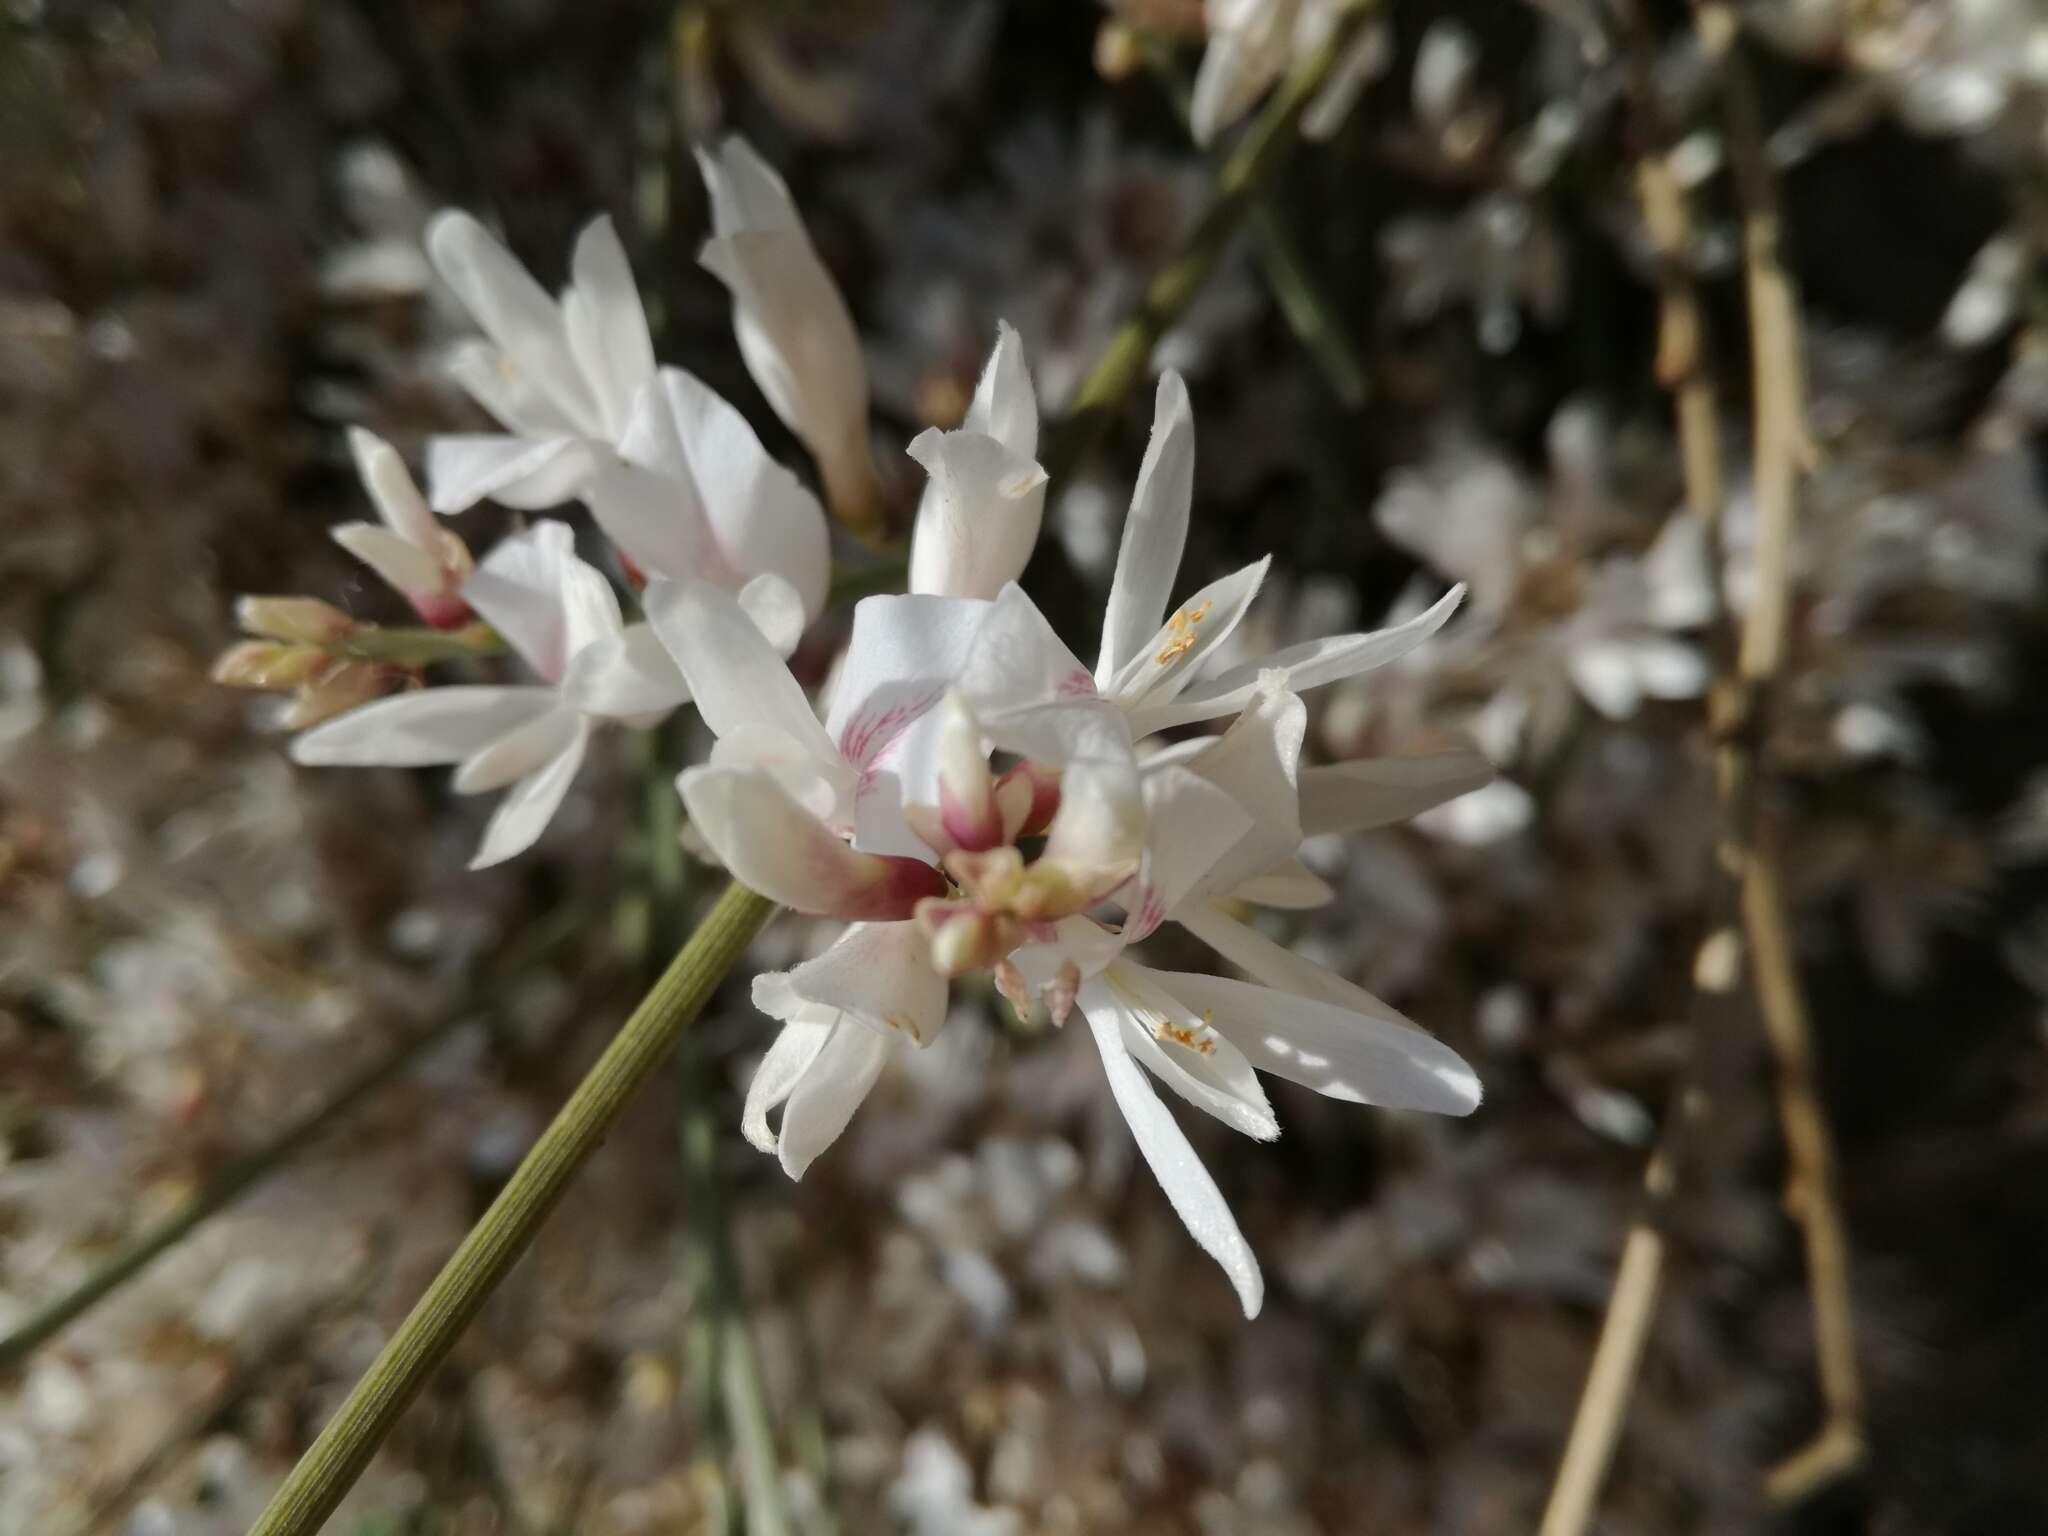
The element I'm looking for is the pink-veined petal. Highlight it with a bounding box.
[678,766,945,919]
[644,578,839,769]
[1079,977,1263,1318]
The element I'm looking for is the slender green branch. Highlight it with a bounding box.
[334,621,506,666]
[1143,40,1370,410]
[1041,3,1374,482]
[247,880,779,1536]
[0,911,577,1370]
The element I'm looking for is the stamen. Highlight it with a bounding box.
[1152,599,1214,666]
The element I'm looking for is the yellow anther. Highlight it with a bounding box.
[1153,600,1214,666]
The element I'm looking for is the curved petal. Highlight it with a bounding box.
[453,706,580,794]
[347,428,438,549]
[826,592,991,773]
[1106,557,1271,713]
[906,427,1048,601]
[963,319,1038,456]
[736,571,808,657]
[644,579,839,770]
[1176,685,1306,906]
[1079,977,1263,1318]
[443,339,579,438]
[741,1017,834,1155]
[1127,765,1252,943]
[1189,8,1293,145]
[753,920,947,1046]
[563,213,656,439]
[290,686,558,767]
[776,1015,891,1180]
[678,766,945,919]
[1296,749,1496,837]
[461,520,580,681]
[1097,371,1195,685]
[426,211,600,436]
[1229,859,1336,909]
[583,457,729,588]
[663,368,832,622]
[1146,966,1482,1117]
[561,622,690,721]
[1132,584,1466,734]
[332,523,441,599]
[427,434,597,515]
[1104,963,1278,1140]
[469,719,591,869]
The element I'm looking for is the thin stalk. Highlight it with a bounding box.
[1142,39,1371,410]
[334,622,506,666]
[1041,2,1375,481]
[247,879,779,1536]
[0,909,578,1370]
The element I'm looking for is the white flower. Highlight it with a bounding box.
[425,211,655,516]
[1191,0,1390,147]
[291,521,685,869]
[698,135,877,528]
[331,428,473,629]
[596,366,831,653]
[906,322,1047,601]
[956,371,1466,756]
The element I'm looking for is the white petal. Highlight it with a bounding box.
[644,579,839,768]
[427,434,597,515]
[1104,963,1278,1139]
[962,319,1038,457]
[1040,757,1147,880]
[1179,901,1413,1022]
[1413,777,1534,846]
[583,457,727,586]
[826,592,991,774]
[736,571,808,657]
[347,428,438,549]
[753,921,948,1046]
[1096,372,1195,685]
[1149,966,1482,1116]
[741,1017,833,1155]
[1079,978,1263,1318]
[696,140,867,497]
[1230,859,1335,908]
[955,585,1130,767]
[454,706,580,794]
[332,523,441,599]
[1297,749,1497,836]
[444,339,579,437]
[561,622,690,721]
[1633,635,1710,700]
[1190,25,1291,146]
[469,720,591,869]
[461,520,580,680]
[906,426,1048,601]
[1108,557,1272,712]
[1568,637,1643,719]
[290,686,558,767]
[663,368,832,620]
[776,1015,891,1180]
[1176,684,1306,904]
[1127,765,1253,941]
[677,766,943,919]
[1132,584,1466,733]
[426,211,601,436]
[564,213,656,439]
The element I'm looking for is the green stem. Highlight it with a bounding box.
[1144,40,1370,410]
[333,622,505,666]
[1041,4,1373,481]
[0,910,577,1370]
[246,880,779,1536]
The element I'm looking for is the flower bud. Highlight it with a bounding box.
[237,595,356,646]
[211,641,327,691]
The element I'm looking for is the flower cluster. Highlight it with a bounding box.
[223,137,1488,1310]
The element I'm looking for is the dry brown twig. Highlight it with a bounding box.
[1538,4,1862,1530]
